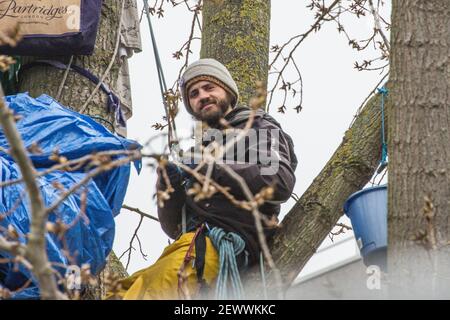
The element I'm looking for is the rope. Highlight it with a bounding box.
[259,252,268,299]
[142,0,179,151]
[56,55,73,101]
[143,0,185,233]
[376,87,388,174]
[208,227,247,300]
[89,115,116,133]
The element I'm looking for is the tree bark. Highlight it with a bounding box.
[201,0,271,107]
[388,0,450,298]
[18,0,121,133]
[17,0,128,298]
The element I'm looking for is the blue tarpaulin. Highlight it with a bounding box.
[0,93,141,299]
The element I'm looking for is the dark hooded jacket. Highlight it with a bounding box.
[156,106,297,264]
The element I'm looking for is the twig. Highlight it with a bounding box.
[120,214,145,270]
[135,234,148,261]
[329,222,352,241]
[171,0,202,92]
[0,149,139,189]
[267,0,342,110]
[367,0,390,52]
[0,236,26,256]
[45,152,140,215]
[348,72,389,128]
[122,204,159,222]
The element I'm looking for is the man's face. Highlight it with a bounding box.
[188,80,233,126]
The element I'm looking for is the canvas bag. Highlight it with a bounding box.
[0,0,102,56]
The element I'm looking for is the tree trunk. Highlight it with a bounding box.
[17,0,128,299]
[388,0,450,299]
[18,0,121,133]
[200,0,387,296]
[201,0,271,107]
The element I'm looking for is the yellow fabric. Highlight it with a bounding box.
[106,232,219,300]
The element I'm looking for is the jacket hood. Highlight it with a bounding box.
[224,105,265,127]
[223,105,298,172]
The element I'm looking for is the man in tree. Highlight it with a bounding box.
[110,58,297,299]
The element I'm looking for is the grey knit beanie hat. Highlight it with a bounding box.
[179,58,239,114]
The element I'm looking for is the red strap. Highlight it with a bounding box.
[177,224,205,299]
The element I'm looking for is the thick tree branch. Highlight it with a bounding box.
[268,83,389,291]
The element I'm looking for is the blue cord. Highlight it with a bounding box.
[377,87,388,169]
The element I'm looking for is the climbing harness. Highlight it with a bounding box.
[376,86,388,174]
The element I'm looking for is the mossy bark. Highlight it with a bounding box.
[387,0,450,298]
[17,0,128,299]
[264,89,386,295]
[201,0,271,107]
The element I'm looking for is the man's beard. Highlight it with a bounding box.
[195,96,231,127]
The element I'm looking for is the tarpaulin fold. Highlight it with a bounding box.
[0,93,141,299]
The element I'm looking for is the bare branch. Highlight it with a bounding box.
[119,214,145,270]
[0,86,63,299]
[122,204,159,222]
[368,0,390,53]
[45,151,141,215]
[267,0,342,111]
[0,149,137,189]
[0,236,27,256]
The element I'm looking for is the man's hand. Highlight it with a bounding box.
[157,162,184,188]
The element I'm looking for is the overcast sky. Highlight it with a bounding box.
[114,0,390,277]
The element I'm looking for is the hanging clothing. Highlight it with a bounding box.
[112,0,143,137]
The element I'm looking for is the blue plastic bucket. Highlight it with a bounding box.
[344,184,387,268]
